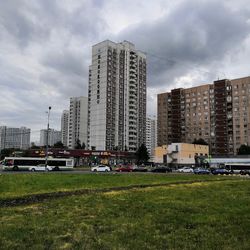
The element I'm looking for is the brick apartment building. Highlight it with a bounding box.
[157,76,250,155]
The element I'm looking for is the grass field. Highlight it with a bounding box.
[0,174,249,249]
[0,173,233,199]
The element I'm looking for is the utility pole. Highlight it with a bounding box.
[3,126,6,150]
[45,106,51,170]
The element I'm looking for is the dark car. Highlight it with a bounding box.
[211,168,232,175]
[151,166,172,173]
[194,168,210,174]
[132,165,148,172]
[115,165,133,172]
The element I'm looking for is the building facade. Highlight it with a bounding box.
[146,117,157,160]
[68,96,88,149]
[40,129,61,146]
[61,110,69,147]
[88,40,147,151]
[154,143,209,165]
[0,126,30,150]
[157,76,250,155]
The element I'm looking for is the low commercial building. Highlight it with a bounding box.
[154,143,209,166]
[154,145,167,164]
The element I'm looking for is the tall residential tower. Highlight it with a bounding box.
[146,117,157,160]
[61,110,69,147]
[88,40,147,151]
[0,126,30,151]
[40,129,61,146]
[68,96,88,149]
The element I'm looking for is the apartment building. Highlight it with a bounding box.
[61,110,69,147]
[68,96,88,149]
[88,40,147,151]
[157,76,250,155]
[146,117,157,160]
[40,129,61,146]
[0,126,30,150]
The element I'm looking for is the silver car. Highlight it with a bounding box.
[29,164,53,172]
[91,165,111,172]
[177,167,194,173]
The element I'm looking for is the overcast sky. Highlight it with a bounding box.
[1,0,250,142]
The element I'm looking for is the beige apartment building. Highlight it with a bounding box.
[157,76,250,155]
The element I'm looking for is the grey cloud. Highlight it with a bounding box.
[39,71,88,99]
[0,1,50,48]
[1,0,250,139]
[118,0,250,87]
[0,0,107,49]
[40,48,90,99]
[41,49,88,77]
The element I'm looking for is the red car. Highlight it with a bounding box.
[115,165,133,172]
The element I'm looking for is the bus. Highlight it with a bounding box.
[220,162,250,175]
[2,157,74,171]
[203,158,250,168]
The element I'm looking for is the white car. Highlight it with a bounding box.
[177,167,194,173]
[91,165,111,172]
[29,164,53,172]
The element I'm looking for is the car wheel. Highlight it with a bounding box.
[54,167,59,171]
[94,169,97,172]
[120,170,122,172]
[13,166,19,171]
[105,169,108,172]
[31,168,36,172]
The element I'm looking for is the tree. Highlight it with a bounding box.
[192,138,208,145]
[53,141,64,148]
[0,148,15,160]
[30,142,40,149]
[82,142,86,150]
[136,144,150,164]
[238,144,250,155]
[75,139,82,149]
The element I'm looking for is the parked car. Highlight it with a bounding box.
[177,167,194,173]
[194,168,210,174]
[115,165,133,172]
[211,168,232,175]
[91,165,111,172]
[29,164,53,172]
[151,166,172,173]
[132,165,148,172]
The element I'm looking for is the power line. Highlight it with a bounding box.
[143,51,226,78]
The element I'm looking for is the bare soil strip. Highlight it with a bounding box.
[0,179,239,207]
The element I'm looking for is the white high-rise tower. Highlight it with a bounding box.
[146,117,157,161]
[68,97,88,149]
[88,40,147,151]
[61,110,69,147]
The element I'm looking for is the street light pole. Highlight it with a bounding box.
[45,106,51,170]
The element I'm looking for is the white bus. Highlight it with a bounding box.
[203,158,250,168]
[220,162,250,175]
[2,157,74,171]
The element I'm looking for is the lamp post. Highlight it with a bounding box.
[45,106,51,170]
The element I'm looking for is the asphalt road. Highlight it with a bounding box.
[0,168,249,178]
